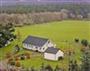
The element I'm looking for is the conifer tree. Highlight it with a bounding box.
[81,48,90,71]
[68,60,79,71]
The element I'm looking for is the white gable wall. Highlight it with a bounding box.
[47,40,56,47]
[56,50,64,60]
[40,41,49,52]
[38,40,55,52]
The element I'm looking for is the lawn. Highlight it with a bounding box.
[0,20,90,70]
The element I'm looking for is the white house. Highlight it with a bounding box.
[44,47,64,61]
[22,35,55,52]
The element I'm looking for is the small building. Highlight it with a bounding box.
[23,35,55,52]
[44,47,64,61]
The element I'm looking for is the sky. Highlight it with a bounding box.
[1,0,89,2]
[0,0,90,6]
[0,0,89,2]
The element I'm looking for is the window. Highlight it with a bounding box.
[43,48,45,50]
[39,47,41,50]
[48,41,50,43]
[29,45,33,48]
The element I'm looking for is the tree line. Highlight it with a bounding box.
[0,12,67,26]
[0,11,90,26]
[0,4,90,26]
[1,3,90,14]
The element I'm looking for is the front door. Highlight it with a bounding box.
[58,56,63,60]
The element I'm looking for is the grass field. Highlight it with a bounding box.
[0,20,90,70]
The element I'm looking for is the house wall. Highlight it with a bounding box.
[23,40,55,52]
[40,40,55,52]
[40,43,49,52]
[44,53,56,60]
[47,40,56,47]
[23,43,38,51]
[44,50,64,61]
[56,50,64,60]
[23,43,47,52]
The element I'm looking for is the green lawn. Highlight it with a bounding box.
[0,20,90,70]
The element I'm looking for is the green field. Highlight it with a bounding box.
[0,20,90,70]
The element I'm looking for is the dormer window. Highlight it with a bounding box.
[48,40,50,43]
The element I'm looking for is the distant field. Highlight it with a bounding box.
[0,20,90,70]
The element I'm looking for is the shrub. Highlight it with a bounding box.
[25,53,30,59]
[10,61,15,66]
[5,52,12,58]
[15,57,20,61]
[15,61,21,67]
[45,65,53,71]
[81,39,88,47]
[74,38,79,43]
[20,54,25,60]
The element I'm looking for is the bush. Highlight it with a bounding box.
[81,39,88,47]
[7,58,14,65]
[15,57,20,61]
[25,52,30,59]
[45,65,53,71]
[5,52,12,58]
[74,38,79,43]
[20,54,25,60]
[10,61,15,66]
[15,61,21,67]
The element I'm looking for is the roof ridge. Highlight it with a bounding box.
[29,35,49,40]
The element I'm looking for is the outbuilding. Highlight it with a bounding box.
[44,47,64,61]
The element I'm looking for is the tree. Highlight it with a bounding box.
[81,49,90,71]
[89,44,90,48]
[68,60,79,71]
[15,61,21,67]
[60,9,69,20]
[87,13,90,20]
[74,38,79,43]
[81,39,88,47]
[14,45,20,53]
[54,65,63,71]
[30,66,36,71]
[17,30,21,42]
[40,63,45,71]
[0,23,16,48]
[0,37,6,47]
[25,52,30,59]
[45,65,53,71]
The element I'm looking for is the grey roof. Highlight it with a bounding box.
[45,47,59,54]
[23,35,49,47]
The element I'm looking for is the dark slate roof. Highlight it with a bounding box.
[23,35,49,47]
[45,47,59,54]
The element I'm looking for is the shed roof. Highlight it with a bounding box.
[45,47,59,54]
[23,35,49,47]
